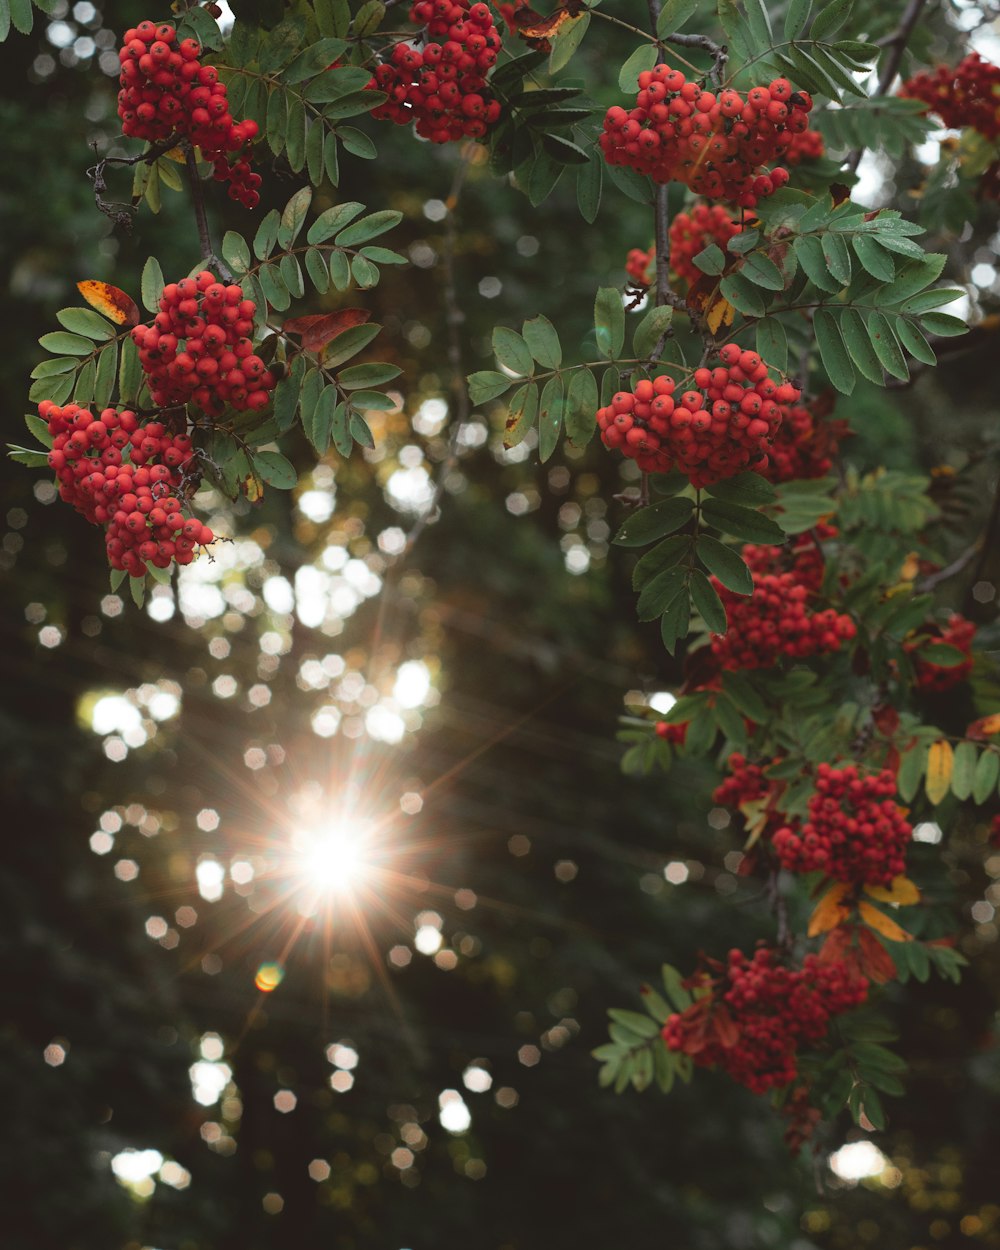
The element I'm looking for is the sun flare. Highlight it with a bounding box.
[292,820,368,897]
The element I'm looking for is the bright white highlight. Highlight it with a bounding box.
[438,1089,471,1133]
[293,821,367,895]
[829,1141,888,1181]
[648,691,676,714]
[189,1059,232,1106]
[111,1149,163,1183]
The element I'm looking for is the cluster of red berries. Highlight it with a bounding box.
[901,53,1000,141]
[713,751,785,838]
[596,345,800,489]
[708,562,856,670]
[367,1,502,143]
[761,402,844,483]
[655,720,688,745]
[742,528,831,593]
[40,401,213,577]
[662,947,867,1094]
[783,127,825,165]
[906,612,977,692]
[772,765,912,887]
[131,271,275,416]
[670,203,744,286]
[601,72,812,208]
[625,245,655,288]
[117,21,262,208]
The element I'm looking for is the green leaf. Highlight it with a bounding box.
[284,95,307,172]
[696,536,753,594]
[576,157,603,224]
[879,255,946,305]
[660,585,692,654]
[566,368,598,446]
[24,413,52,449]
[632,534,692,589]
[118,337,141,405]
[254,450,298,489]
[304,384,337,455]
[613,498,695,547]
[324,89,383,119]
[972,749,1000,805]
[279,252,305,299]
[852,233,896,281]
[468,370,513,404]
[346,389,397,411]
[324,130,341,186]
[919,312,967,338]
[281,37,349,83]
[278,186,313,248]
[633,307,673,359]
[30,357,78,379]
[814,307,856,394]
[743,0,773,45]
[755,318,788,371]
[795,234,842,293]
[55,308,115,340]
[140,255,164,314]
[841,306,884,384]
[492,326,534,377]
[810,0,853,40]
[867,311,908,381]
[637,567,688,622]
[329,249,351,291]
[618,43,657,92]
[701,499,786,544]
[7,446,49,468]
[338,126,377,160]
[896,741,927,802]
[322,322,381,367]
[694,244,726,276]
[504,382,539,449]
[339,361,402,390]
[821,232,852,286]
[129,575,145,609]
[783,0,812,39]
[305,247,331,294]
[895,317,936,366]
[538,375,564,463]
[94,340,118,410]
[594,287,625,360]
[720,272,766,317]
[657,0,701,35]
[272,357,305,432]
[689,568,728,634]
[351,254,379,289]
[307,201,365,245]
[951,741,978,801]
[522,314,561,368]
[253,209,281,260]
[38,332,93,356]
[259,263,290,312]
[352,0,385,37]
[334,209,402,247]
[548,11,591,73]
[222,230,252,275]
[740,252,785,291]
[703,471,776,507]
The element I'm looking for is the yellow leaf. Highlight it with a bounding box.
[243,473,263,503]
[978,714,1000,736]
[925,739,953,805]
[77,280,140,327]
[739,796,768,849]
[858,900,912,942]
[705,294,735,336]
[162,146,187,163]
[808,881,852,937]
[864,875,920,906]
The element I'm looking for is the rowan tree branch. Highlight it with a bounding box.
[185,147,233,281]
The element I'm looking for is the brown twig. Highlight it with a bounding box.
[663,31,728,87]
[845,0,929,174]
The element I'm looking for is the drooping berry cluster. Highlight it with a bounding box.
[783,126,825,165]
[117,21,262,208]
[713,751,787,840]
[601,72,812,208]
[367,1,502,143]
[131,271,275,416]
[596,345,800,489]
[41,401,213,577]
[901,53,1000,141]
[669,202,743,286]
[662,947,867,1094]
[906,612,977,692]
[760,402,846,483]
[708,565,856,670]
[742,527,832,593]
[772,764,912,887]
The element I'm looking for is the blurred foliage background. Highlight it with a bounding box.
[5,2,1000,1249]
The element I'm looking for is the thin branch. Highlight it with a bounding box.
[845,0,928,174]
[917,541,980,593]
[653,182,674,313]
[664,31,728,87]
[184,147,233,281]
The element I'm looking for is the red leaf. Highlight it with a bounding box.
[77,280,140,328]
[282,309,370,353]
[858,928,898,985]
[711,1004,740,1049]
